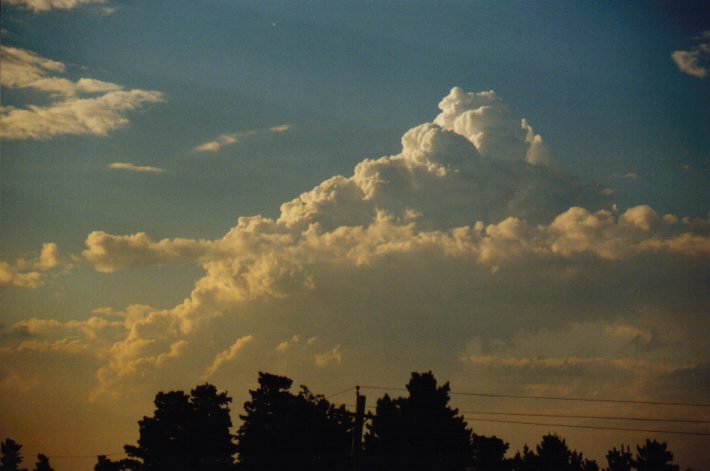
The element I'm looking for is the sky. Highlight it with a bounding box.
[1,0,709,469]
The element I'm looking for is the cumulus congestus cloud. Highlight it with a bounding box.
[4,88,708,406]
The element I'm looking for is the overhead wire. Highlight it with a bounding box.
[50,452,126,460]
[325,386,356,399]
[335,403,709,425]
[358,385,710,408]
[461,416,710,437]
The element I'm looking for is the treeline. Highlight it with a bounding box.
[0,439,53,471]
[1,371,691,471]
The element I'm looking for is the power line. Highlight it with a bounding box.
[326,386,356,399]
[457,409,710,425]
[50,452,125,460]
[358,385,710,408]
[336,403,709,425]
[462,416,710,437]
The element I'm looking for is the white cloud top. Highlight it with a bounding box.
[0,46,163,140]
[434,88,551,165]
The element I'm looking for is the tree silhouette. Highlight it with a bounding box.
[511,444,536,471]
[32,455,54,471]
[537,434,574,470]
[633,439,679,471]
[511,434,598,471]
[471,434,511,471]
[605,445,632,471]
[124,383,236,471]
[1,438,27,471]
[363,371,473,470]
[235,372,352,470]
[94,455,143,471]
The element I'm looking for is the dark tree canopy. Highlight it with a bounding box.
[633,440,679,471]
[32,454,54,471]
[94,455,143,471]
[511,434,598,471]
[235,372,352,471]
[363,371,474,471]
[124,383,236,471]
[606,445,633,471]
[472,434,511,471]
[1,438,27,471]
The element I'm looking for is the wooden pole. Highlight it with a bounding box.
[351,386,366,468]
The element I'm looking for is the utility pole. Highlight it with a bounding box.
[351,385,366,469]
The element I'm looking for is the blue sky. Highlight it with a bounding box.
[1,1,709,470]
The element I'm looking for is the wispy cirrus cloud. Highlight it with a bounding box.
[4,0,106,12]
[202,335,253,379]
[193,133,241,153]
[193,124,292,153]
[671,31,710,78]
[0,46,163,140]
[270,124,292,133]
[108,162,165,174]
[612,171,638,180]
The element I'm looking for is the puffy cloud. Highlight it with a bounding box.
[274,335,302,353]
[3,0,105,12]
[0,46,163,140]
[82,231,219,273]
[671,31,710,78]
[108,162,165,173]
[202,335,253,379]
[0,262,43,289]
[11,314,123,341]
[8,89,708,420]
[193,133,240,153]
[314,345,342,368]
[0,243,61,288]
[434,87,552,166]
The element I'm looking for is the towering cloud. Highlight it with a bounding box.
[3,90,708,428]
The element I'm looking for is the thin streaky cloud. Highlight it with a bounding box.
[202,335,253,379]
[270,124,292,133]
[4,0,106,12]
[193,133,239,153]
[193,126,289,153]
[108,162,165,173]
[612,171,639,180]
[0,46,163,140]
